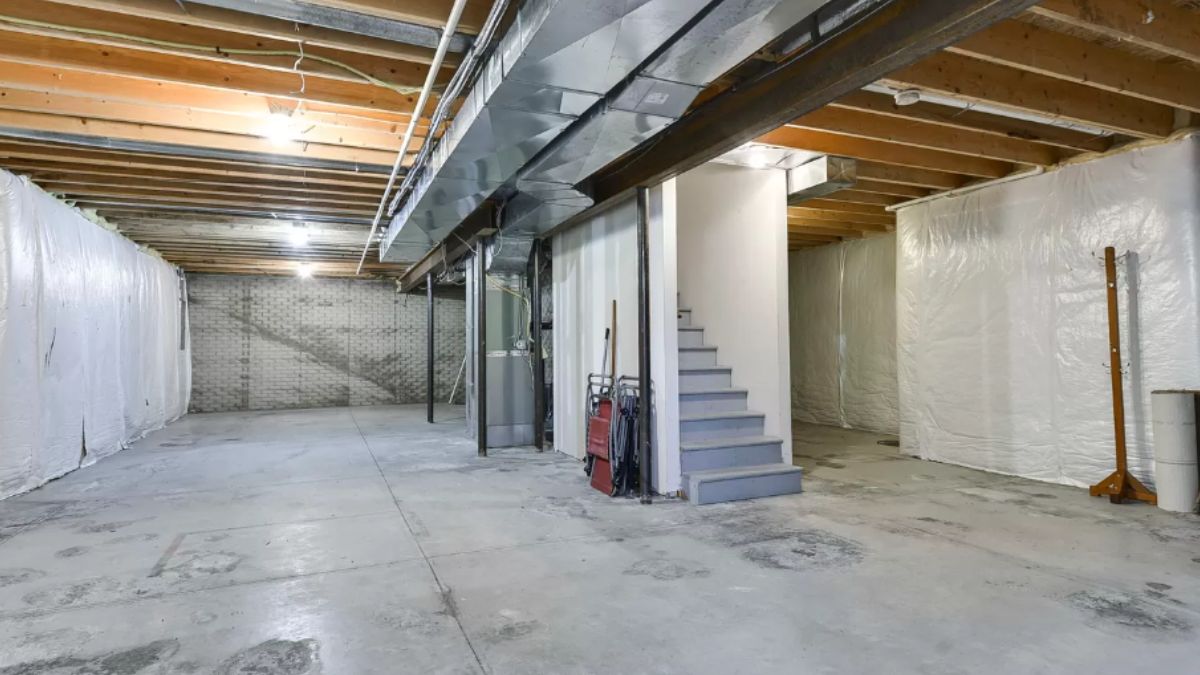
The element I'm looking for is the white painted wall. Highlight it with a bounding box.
[551,186,680,493]
[552,198,639,461]
[676,163,792,460]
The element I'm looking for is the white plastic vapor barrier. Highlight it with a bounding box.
[898,136,1200,488]
[1,171,190,499]
[789,235,898,434]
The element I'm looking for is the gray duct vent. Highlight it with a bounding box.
[485,234,535,274]
[787,156,857,203]
[382,0,832,262]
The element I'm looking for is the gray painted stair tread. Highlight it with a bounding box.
[679,366,731,373]
[681,435,782,451]
[679,387,748,396]
[680,411,764,423]
[685,463,803,481]
[679,326,704,331]
[679,346,717,351]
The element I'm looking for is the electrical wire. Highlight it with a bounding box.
[0,14,422,95]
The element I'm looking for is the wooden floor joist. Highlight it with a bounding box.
[0,0,1193,267]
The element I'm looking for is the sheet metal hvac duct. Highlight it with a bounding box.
[381,0,830,262]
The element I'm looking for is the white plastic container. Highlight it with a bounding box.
[1151,390,1200,513]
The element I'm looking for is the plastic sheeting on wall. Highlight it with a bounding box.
[1,171,190,499]
[789,235,898,434]
[898,136,1200,488]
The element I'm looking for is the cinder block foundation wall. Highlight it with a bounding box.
[187,274,466,413]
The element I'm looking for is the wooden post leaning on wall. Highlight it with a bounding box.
[1090,246,1156,505]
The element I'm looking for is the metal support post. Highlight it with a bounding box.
[426,272,435,424]
[531,239,546,451]
[636,186,652,504]
[475,246,488,457]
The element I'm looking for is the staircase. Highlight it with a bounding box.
[677,307,803,505]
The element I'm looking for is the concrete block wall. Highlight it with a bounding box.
[187,274,465,413]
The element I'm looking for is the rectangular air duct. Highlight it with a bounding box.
[382,0,836,261]
[787,156,857,203]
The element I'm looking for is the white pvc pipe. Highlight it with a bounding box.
[1152,390,1200,513]
[356,0,471,275]
[885,166,1045,212]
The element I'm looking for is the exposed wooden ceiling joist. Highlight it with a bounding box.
[172,0,472,51]
[35,0,453,63]
[830,90,1114,153]
[0,88,420,152]
[0,28,423,113]
[0,1,445,87]
[9,164,382,197]
[882,52,1177,138]
[790,105,1067,165]
[1027,0,1200,65]
[0,60,418,125]
[762,126,1016,178]
[951,19,1200,113]
[0,109,399,165]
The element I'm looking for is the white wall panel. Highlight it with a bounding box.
[676,163,792,460]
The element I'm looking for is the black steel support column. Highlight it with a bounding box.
[636,186,652,504]
[475,246,488,457]
[426,272,435,424]
[530,239,546,451]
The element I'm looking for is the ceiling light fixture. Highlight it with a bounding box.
[288,223,310,247]
[894,88,922,106]
[261,111,296,147]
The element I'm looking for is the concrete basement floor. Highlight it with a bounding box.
[1,408,1198,674]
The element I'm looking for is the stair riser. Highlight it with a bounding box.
[680,416,765,442]
[678,329,705,348]
[678,349,718,369]
[681,442,783,473]
[679,370,731,391]
[679,391,748,415]
[687,471,804,505]
[677,310,692,328]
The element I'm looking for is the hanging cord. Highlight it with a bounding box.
[0,14,422,95]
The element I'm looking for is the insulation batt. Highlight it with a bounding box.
[0,170,190,499]
[897,136,1200,488]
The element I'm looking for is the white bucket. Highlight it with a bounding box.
[1152,391,1200,513]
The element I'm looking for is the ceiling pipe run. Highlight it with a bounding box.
[885,165,1045,212]
[356,0,471,275]
[179,0,473,51]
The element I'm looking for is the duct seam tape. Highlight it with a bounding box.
[1151,391,1200,513]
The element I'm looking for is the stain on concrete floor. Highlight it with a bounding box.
[1065,590,1193,641]
[215,639,320,675]
[0,638,179,675]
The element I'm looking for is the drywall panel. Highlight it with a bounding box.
[789,235,898,434]
[898,136,1200,487]
[188,274,465,413]
[676,163,792,459]
[0,170,190,499]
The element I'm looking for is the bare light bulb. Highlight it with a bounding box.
[288,225,309,247]
[296,263,314,279]
[262,112,295,146]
